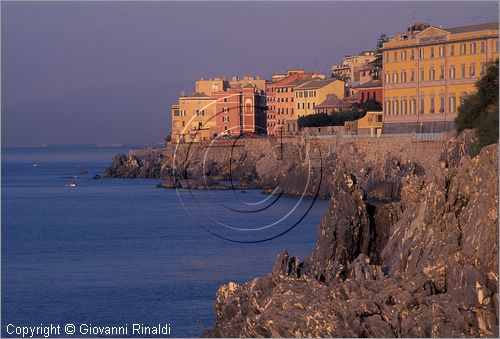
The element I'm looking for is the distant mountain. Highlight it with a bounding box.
[1,79,192,147]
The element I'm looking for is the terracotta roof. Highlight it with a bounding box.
[353,80,382,89]
[295,78,341,90]
[315,94,351,109]
[445,22,499,34]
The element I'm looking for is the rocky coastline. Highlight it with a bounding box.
[104,131,498,337]
[204,130,499,337]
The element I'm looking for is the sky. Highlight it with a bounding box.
[1,1,498,147]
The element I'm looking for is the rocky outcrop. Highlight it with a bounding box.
[205,130,499,338]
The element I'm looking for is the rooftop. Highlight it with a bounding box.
[295,78,340,90]
[316,94,351,109]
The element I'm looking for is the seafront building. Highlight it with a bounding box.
[331,51,377,82]
[265,70,324,135]
[171,76,266,143]
[294,78,346,118]
[382,22,499,133]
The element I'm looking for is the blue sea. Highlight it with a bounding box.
[1,146,328,337]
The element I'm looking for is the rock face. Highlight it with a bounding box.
[205,130,499,338]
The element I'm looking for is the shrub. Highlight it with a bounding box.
[455,60,499,152]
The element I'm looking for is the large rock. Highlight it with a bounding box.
[205,131,499,338]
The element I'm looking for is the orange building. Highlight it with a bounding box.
[266,70,324,135]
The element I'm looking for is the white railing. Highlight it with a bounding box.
[306,132,446,141]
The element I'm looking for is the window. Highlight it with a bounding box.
[385,52,390,62]
[419,48,424,59]
[461,64,466,78]
[173,121,177,127]
[222,116,229,122]
[393,98,399,115]
[182,121,185,127]
[429,68,435,81]
[440,66,444,79]
[173,110,180,116]
[198,121,203,129]
[401,50,407,61]
[420,68,425,81]
[297,103,300,109]
[439,94,445,113]
[224,125,228,131]
[307,103,310,109]
[394,51,398,62]
[450,45,455,56]
[481,41,486,53]
[410,97,416,114]
[402,71,407,83]
[460,43,466,55]
[410,49,415,60]
[470,42,476,54]
[449,95,457,113]
[410,69,415,81]
[223,97,228,102]
[385,73,390,84]
[222,107,229,113]
[312,102,315,109]
[377,114,383,123]
[420,96,425,114]
[439,46,445,57]
[430,47,435,58]
[449,66,456,79]
[470,63,476,77]
[385,99,391,115]
[402,97,408,115]
[430,96,435,113]
[481,63,486,76]
[393,72,398,83]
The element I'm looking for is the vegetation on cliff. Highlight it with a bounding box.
[297,100,382,128]
[455,59,499,153]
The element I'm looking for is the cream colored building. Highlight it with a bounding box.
[171,93,217,143]
[294,78,346,117]
[331,51,376,82]
[382,22,499,133]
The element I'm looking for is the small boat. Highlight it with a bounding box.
[66,182,77,187]
[33,163,39,167]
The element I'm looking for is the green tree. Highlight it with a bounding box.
[455,60,499,152]
[370,34,389,79]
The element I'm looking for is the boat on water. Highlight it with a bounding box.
[33,163,39,167]
[65,182,77,187]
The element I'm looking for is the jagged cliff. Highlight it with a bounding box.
[204,130,499,338]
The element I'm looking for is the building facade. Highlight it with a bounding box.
[331,51,377,82]
[171,93,217,143]
[265,71,321,135]
[355,79,383,103]
[213,85,266,136]
[294,79,346,117]
[382,22,499,133]
[171,76,266,143]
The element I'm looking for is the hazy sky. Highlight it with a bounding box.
[2,1,498,147]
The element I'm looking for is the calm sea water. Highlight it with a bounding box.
[1,146,328,337]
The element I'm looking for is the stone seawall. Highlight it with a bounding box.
[105,134,445,198]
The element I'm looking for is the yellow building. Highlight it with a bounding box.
[171,93,217,143]
[294,78,346,118]
[382,22,499,133]
[357,111,384,136]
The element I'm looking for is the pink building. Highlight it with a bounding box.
[213,85,266,136]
